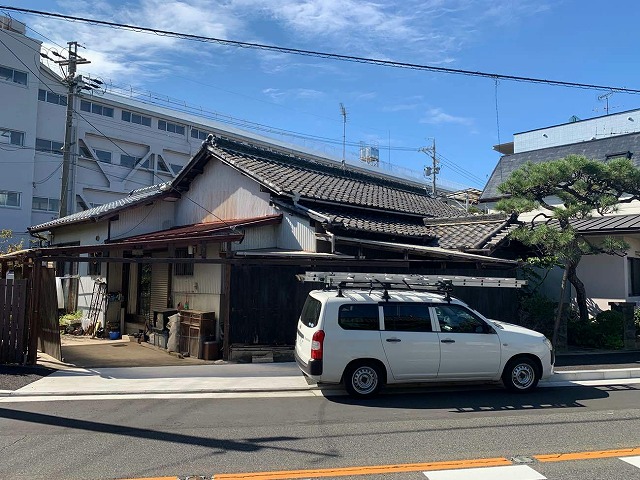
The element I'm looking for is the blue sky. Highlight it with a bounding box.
[3,0,640,190]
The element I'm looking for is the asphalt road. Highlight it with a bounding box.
[0,384,638,479]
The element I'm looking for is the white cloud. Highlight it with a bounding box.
[421,107,473,126]
[262,87,324,101]
[30,0,241,83]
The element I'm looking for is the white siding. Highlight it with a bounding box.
[109,200,176,240]
[175,162,276,224]
[231,225,277,251]
[277,211,316,252]
[515,109,640,153]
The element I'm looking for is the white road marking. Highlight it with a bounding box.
[424,464,546,480]
[620,456,640,469]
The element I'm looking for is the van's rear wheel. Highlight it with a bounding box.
[344,362,383,397]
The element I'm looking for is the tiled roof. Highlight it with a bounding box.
[29,183,172,232]
[207,138,463,218]
[481,132,640,202]
[423,214,515,250]
[308,205,513,250]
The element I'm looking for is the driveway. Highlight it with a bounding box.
[60,335,210,368]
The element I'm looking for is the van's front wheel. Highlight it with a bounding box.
[344,362,383,397]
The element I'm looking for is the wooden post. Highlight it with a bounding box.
[221,261,231,361]
[27,259,41,365]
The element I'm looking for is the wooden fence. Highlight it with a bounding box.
[0,279,29,364]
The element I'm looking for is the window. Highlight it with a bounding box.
[191,128,209,140]
[32,196,59,212]
[339,304,379,330]
[0,190,21,207]
[121,110,151,127]
[0,129,24,146]
[79,143,93,158]
[0,65,27,85]
[629,258,640,296]
[300,296,322,328]
[88,252,102,276]
[80,100,114,117]
[35,138,64,155]
[38,89,67,106]
[158,120,185,135]
[140,156,154,169]
[170,163,183,175]
[434,304,491,334]
[120,154,142,168]
[174,247,194,276]
[383,303,432,332]
[93,149,112,163]
[157,157,170,173]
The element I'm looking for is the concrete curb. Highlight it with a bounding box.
[548,367,640,382]
[1,385,316,397]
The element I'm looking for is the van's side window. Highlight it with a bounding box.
[434,305,491,334]
[338,304,379,330]
[383,303,432,332]
[300,296,322,328]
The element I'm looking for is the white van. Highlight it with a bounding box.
[295,288,554,397]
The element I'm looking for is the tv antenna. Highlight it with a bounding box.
[339,103,347,166]
[597,91,614,114]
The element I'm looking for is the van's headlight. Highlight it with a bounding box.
[543,337,553,350]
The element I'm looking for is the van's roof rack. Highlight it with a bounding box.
[296,272,526,302]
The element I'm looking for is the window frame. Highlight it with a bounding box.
[0,128,25,146]
[338,303,380,331]
[93,148,112,164]
[382,302,433,332]
[158,119,186,135]
[121,110,151,127]
[32,196,60,212]
[0,190,21,208]
[0,65,27,86]
[433,304,494,334]
[174,247,194,276]
[80,99,114,117]
[35,138,64,155]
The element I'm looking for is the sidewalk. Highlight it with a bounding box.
[1,351,639,399]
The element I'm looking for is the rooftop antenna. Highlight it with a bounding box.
[339,103,347,166]
[597,91,614,114]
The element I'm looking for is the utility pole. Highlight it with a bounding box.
[55,41,90,217]
[420,139,439,197]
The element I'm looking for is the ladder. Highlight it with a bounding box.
[86,280,107,337]
[297,272,526,289]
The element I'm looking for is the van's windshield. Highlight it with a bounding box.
[300,296,322,328]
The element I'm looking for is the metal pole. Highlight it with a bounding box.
[431,138,437,196]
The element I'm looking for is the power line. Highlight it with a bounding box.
[2,5,640,94]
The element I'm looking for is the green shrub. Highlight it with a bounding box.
[517,293,556,338]
[59,310,83,326]
[568,310,624,349]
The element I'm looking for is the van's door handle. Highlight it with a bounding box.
[440,339,455,344]
[386,338,401,343]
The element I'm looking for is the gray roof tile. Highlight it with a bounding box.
[30,183,171,232]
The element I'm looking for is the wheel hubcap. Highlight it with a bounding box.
[511,363,535,389]
[352,366,378,394]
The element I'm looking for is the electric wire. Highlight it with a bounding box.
[2,5,640,94]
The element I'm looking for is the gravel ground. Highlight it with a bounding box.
[0,365,56,391]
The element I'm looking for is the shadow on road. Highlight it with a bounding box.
[323,384,637,412]
[0,407,337,458]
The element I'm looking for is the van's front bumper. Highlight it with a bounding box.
[295,350,323,376]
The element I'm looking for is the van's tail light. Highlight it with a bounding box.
[311,330,325,360]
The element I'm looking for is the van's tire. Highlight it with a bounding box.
[344,362,383,397]
[502,357,540,393]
